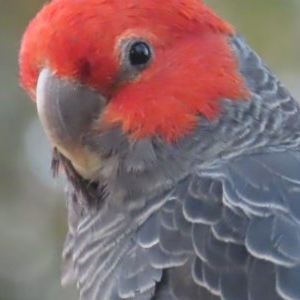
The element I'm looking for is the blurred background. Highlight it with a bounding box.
[0,0,300,299]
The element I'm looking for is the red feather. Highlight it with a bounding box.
[19,0,249,141]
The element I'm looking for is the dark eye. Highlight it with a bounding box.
[129,41,151,66]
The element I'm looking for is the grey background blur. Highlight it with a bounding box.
[1,0,300,299]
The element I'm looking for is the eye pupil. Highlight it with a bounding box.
[129,42,151,66]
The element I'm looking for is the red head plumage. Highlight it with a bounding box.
[19,0,249,142]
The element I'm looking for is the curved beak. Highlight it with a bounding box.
[36,68,106,178]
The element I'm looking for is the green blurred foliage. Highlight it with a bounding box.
[0,0,299,299]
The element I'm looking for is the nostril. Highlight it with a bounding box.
[77,58,91,80]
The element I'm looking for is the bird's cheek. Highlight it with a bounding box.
[36,68,107,179]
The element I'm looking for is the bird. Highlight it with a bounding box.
[19,0,300,299]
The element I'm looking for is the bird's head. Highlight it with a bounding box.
[19,0,248,181]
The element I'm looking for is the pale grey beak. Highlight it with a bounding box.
[36,68,106,178]
[36,68,107,151]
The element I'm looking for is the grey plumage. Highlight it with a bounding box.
[59,35,300,299]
